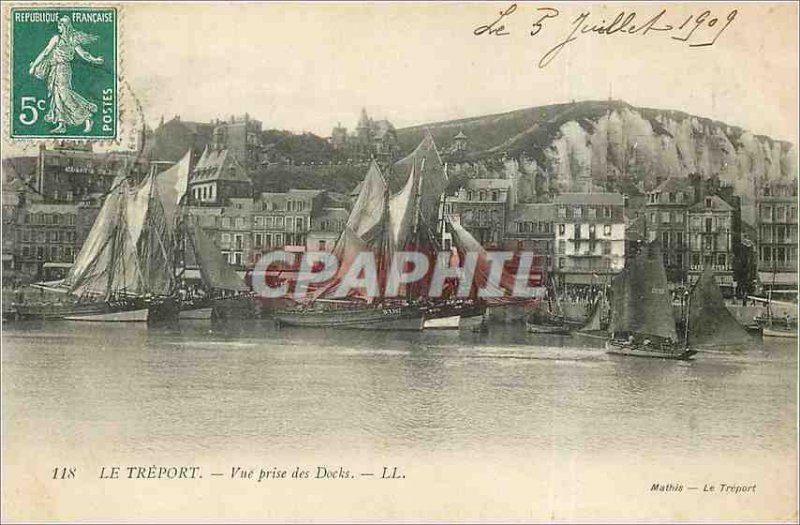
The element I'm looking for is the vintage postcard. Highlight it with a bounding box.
[1,1,797,522]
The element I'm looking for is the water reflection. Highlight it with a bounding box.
[2,321,796,459]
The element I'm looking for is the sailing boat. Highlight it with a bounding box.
[15,162,180,322]
[683,266,751,347]
[605,244,696,360]
[525,275,580,334]
[274,134,488,330]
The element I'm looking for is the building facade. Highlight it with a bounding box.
[644,177,695,285]
[444,179,512,247]
[188,147,253,205]
[553,193,626,286]
[503,203,554,273]
[687,195,736,294]
[755,180,798,298]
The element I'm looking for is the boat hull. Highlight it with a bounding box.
[526,321,572,335]
[64,308,149,322]
[605,340,697,360]
[762,326,798,338]
[424,315,460,329]
[275,305,424,331]
[179,307,213,320]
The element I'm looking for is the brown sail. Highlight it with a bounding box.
[609,244,678,341]
[687,267,750,346]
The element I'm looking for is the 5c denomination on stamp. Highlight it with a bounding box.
[10,7,117,139]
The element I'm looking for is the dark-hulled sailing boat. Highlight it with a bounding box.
[683,266,751,347]
[274,134,488,330]
[606,244,696,360]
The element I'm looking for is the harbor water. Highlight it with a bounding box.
[2,321,797,521]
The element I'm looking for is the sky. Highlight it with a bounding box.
[3,2,798,153]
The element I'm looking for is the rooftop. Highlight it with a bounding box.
[508,203,555,222]
[689,195,734,212]
[553,192,624,206]
[466,178,513,190]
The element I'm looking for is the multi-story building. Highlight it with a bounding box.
[687,195,736,295]
[188,146,253,205]
[644,177,695,285]
[36,143,148,203]
[553,193,626,286]
[503,203,554,272]
[252,189,325,254]
[444,179,512,246]
[210,114,263,171]
[329,108,398,162]
[755,180,798,298]
[308,207,348,252]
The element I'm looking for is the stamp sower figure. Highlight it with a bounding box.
[28,16,104,134]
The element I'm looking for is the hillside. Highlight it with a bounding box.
[396,100,797,218]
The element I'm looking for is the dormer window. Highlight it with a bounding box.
[705,197,712,208]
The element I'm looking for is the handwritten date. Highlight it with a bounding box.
[472,4,739,69]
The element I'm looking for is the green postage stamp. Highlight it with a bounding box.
[9,7,117,139]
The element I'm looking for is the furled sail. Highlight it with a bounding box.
[448,217,527,303]
[388,162,416,251]
[62,169,176,299]
[687,267,750,346]
[64,178,143,298]
[609,244,678,341]
[391,132,447,231]
[345,160,387,243]
[154,149,191,228]
[185,222,248,292]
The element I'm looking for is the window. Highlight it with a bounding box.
[675,231,684,247]
[319,240,327,250]
[50,246,58,260]
[717,254,726,267]
[588,224,596,236]
[676,253,683,268]
[604,207,611,218]
[677,192,684,203]
[491,191,498,201]
[255,233,263,247]
[274,234,282,246]
[222,217,231,228]
[557,240,565,254]
[254,216,263,228]
[649,212,656,225]
[221,233,231,246]
[266,217,274,228]
[705,218,713,233]
[574,224,581,239]
[574,207,582,219]
[558,207,566,219]
[234,234,243,250]
[669,192,676,203]
[588,208,597,219]
[662,231,669,250]
[603,224,612,236]
[234,252,243,265]
[661,212,669,224]
[235,217,245,229]
[705,197,712,208]
[48,231,57,242]
[479,191,486,201]
[467,191,474,201]
[275,217,284,228]
[761,246,771,263]
[602,241,611,255]
[558,257,565,269]
[296,218,304,231]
